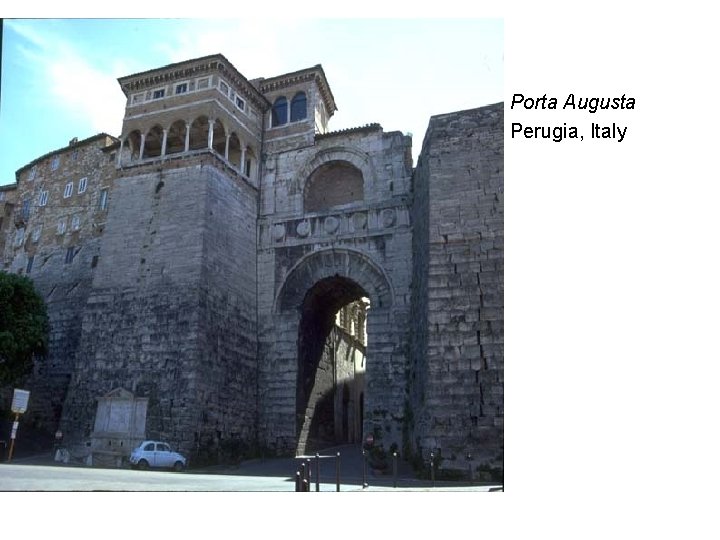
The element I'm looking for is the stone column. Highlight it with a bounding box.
[208,119,215,149]
[224,136,230,161]
[240,146,246,176]
[184,122,191,152]
[139,133,146,160]
[161,128,168,157]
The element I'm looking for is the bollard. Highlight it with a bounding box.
[302,478,309,492]
[315,452,320,492]
[336,452,341,492]
[393,452,398,488]
[467,453,473,486]
[430,452,435,487]
[362,449,368,488]
[295,470,301,492]
[299,463,306,491]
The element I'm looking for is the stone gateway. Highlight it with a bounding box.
[0,54,503,472]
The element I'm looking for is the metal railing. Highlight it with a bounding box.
[293,449,403,492]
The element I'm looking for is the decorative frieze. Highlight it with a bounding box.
[265,204,409,247]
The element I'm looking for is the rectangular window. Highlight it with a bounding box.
[29,167,37,181]
[26,256,34,275]
[0,191,5,201]
[65,247,75,264]
[14,228,25,247]
[57,219,66,235]
[175,83,188,94]
[98,189,109,210]
[78,177,88,194]
[51,156,60,170]
[22,199,31,219]
[71,215,81,231]
[153,88,165,99]
[197,77,209,90]
[64,182,73,198]
[39,190,49,206]
[219,81,229,95]
[32,227,42,243]
[71,149,79,161]
[132,93,145,104]
[235,96,245,111]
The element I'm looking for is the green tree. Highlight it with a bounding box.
[0,272,49,386]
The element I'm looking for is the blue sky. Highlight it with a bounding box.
[0,18,503,186]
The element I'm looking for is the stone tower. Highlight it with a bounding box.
[62,55,268,461]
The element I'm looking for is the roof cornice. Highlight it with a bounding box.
[117,54,271,113]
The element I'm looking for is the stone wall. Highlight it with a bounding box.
[61,159,259,462]
[410,103,504,467]
[0,135,117,431]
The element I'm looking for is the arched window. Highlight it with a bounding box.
[272,96,288,127]
[189,116,210,150]
[305,161,364,212]
[290,92,307,122]
[166,120,187,155]
[143,125,164,159]
[125,130,142,161]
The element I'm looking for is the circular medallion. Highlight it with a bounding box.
[324,216,340,234]
[381,208,396,228]
[296,221,311,237]
[272,224,286,241]
[352,212,367,230]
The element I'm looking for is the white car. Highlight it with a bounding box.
[129,440,187,471]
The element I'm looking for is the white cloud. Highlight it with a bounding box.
[151,19,302,80]
[6,20,126,137]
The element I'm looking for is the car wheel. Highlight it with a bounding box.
[138,459,149,470]
[173,461,184,472]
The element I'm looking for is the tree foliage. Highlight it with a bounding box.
[0,271,49,386]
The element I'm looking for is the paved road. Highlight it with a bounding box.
[0,444,502,492]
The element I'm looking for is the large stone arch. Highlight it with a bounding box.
[265,248,403,455]
[275,248,393,313]
[292,146,378,202]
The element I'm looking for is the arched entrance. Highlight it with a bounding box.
[295,276,368,453]
[270,248,401,456]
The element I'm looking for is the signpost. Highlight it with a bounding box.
[7,389,30,462]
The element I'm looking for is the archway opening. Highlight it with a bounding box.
[166,120,187,155]
[143,125,163,159]
[304,161,364,213]
[296,275,369,454]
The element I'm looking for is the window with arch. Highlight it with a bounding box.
[291,92,307,122]
[304,161,364,212]
[272,96,288,127]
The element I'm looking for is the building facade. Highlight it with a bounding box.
[0,54,503,470]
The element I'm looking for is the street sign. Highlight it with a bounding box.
[11,389,30,414]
